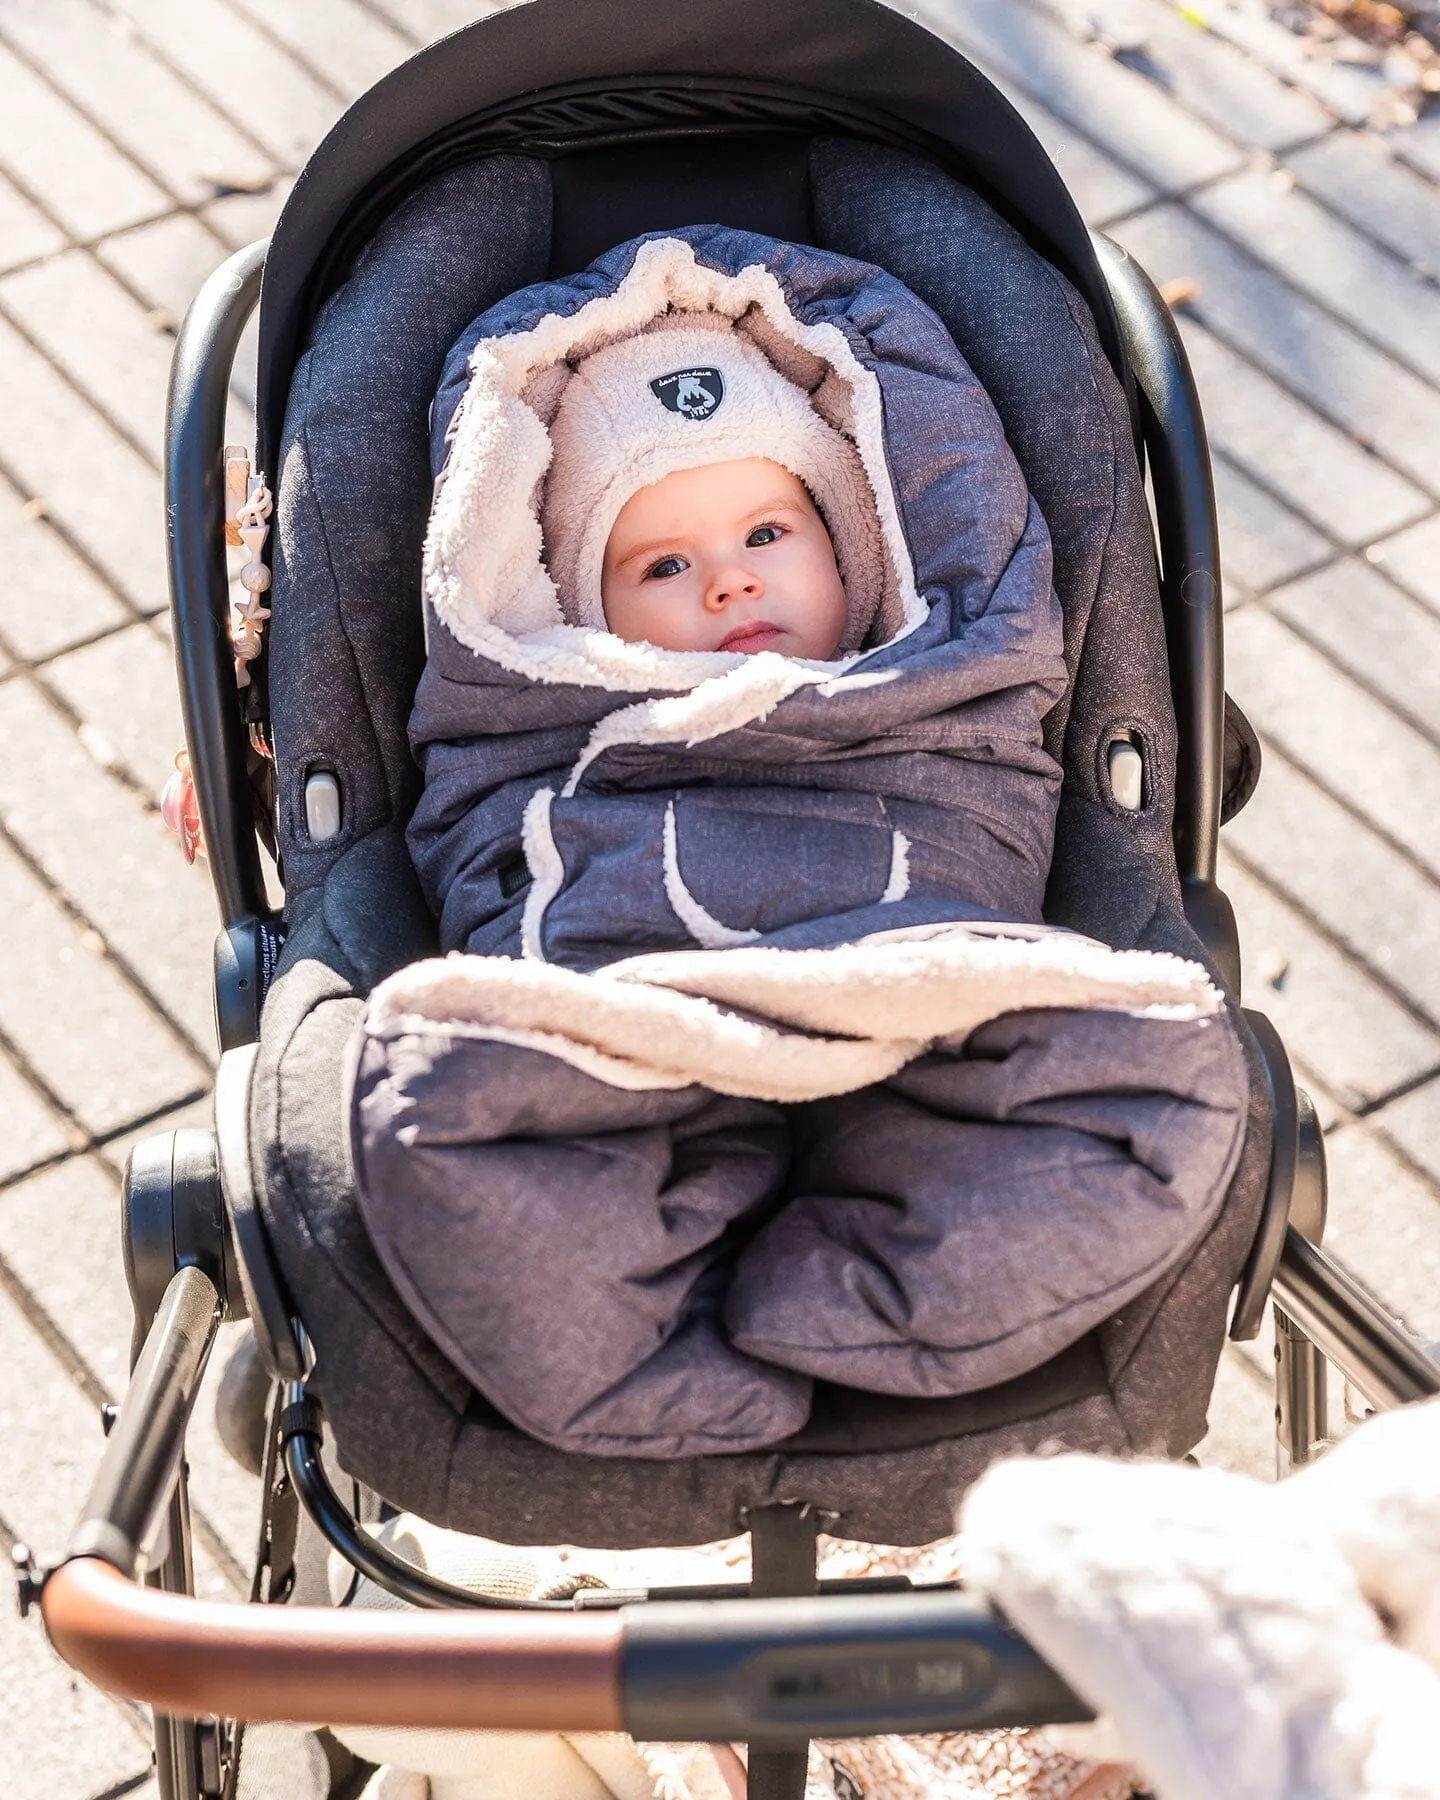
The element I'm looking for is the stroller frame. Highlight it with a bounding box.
[22,5,1440,1795]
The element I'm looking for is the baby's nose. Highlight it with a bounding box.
[705,565,764,610]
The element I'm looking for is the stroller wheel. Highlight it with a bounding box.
[217,1328,271,1477]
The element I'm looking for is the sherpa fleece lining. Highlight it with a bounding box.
[367,923,1224,1103]
[423,236,924,714]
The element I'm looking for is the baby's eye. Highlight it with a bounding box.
[645,554,688,581]
[746,524,783,548]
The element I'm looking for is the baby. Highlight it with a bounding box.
[601,457,848,660]
[527,312,891,667]
[367,232,1243,1463]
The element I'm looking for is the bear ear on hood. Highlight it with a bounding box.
[738,304,831,396]
[519,361,572,427]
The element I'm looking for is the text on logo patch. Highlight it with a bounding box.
[650,366,724,420]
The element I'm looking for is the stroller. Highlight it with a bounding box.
[23,0,1440,1794]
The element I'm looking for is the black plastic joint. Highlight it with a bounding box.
[620,1593,1090,1745]
[279,1397,322,1444]
[12,1544,48,1620]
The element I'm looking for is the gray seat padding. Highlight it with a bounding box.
[253,138,1269,1546]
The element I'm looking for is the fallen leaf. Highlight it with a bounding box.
[1257,948,1290,991]
[1160,276,1202,307]
[200,168,274,198]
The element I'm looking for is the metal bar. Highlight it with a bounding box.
[282,1414,573,1613]
[150,1478,203,1800]
[69,1267,221,1576]
[166,240,269,931]
[1274,1304,1328,1475]
[1274,1228,1440,1412]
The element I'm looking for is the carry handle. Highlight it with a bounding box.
[43,1558,624,1732]
[1092,232,1224,889]
[42,1558,1088,1743]
[167,240,271,931]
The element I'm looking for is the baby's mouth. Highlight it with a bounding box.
[718,621,783,653]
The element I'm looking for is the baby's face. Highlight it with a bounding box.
[600,458,848,659]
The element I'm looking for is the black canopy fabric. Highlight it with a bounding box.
[253,0,1128,469]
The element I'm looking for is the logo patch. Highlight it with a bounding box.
[650,366,724,421]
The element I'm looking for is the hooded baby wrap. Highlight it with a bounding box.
[349,227,1248,1458]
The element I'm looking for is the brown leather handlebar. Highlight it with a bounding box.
[43,1558,624,1731]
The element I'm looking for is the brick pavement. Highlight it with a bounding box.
[0,0,1437,1790]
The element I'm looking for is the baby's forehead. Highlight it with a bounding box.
[620,457,813,518]
[603,462,819,558]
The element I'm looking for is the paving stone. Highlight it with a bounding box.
[0,249,173,461]
[0,482,130,662]
[1227,607,1440,884]
[1211,450,1331,600]
[229,309,260,417]
[1032,0,1335,150]
[0,1373,150,1794]
[1117,204,1440,494]
[109,0,343,167]
[1193,167,1440,389]
[1323,1126,1440,1346]
[0,1272,120,1566]
[1266,557,1440,743]
[46,621,185,799]
[0,680,219,1054]
[0,1046,73,1183]
[200,175,293,254]
[1287,128,1440,284]
[0,38,166,240]
[362,0,513,41]
[981,79,1159,224]
[1198,1341,1275,1479]
[96,210,234,330]
[1368,511,1440,619]
[0,1155,136,1400]
[89,214,259,427]
[1177,318,1428,544]
[0,167,62,273]
[0,0,276,206]
[1178,0,1382,125]
[1371,1075,1440,1193]
[0,314,166,614]
[0,1155,258,1576]
[1223,748,1440,1024]
[1290,1061,1345,1133]
[1221,849,1440,1111]
[0,1600,150,1798]
[910,0,1244,193]
[94,1092,213,1182]
[230,0,412,103]
[0,829,203,1133]
[1388,107,1440,186]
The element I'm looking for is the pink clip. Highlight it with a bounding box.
[160,749,206,864]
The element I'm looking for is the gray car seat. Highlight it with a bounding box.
[251,132,1268,1547]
